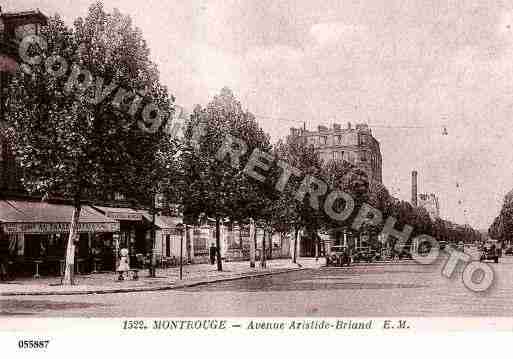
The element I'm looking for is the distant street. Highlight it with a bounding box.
[2,252,513,317]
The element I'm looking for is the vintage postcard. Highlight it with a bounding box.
[1,0,512,356]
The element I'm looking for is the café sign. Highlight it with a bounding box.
[105,211,142,221]
[2,222,120,234]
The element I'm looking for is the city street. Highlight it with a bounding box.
[2,253,513,317]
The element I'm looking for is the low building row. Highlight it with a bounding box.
[0,198,295,277]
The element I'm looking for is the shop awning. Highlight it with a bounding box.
[93,206,144,221]
[142,213,182,235]
[0,200,120,234]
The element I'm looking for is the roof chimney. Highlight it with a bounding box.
[412,170,418,206]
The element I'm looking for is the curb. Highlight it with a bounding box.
[0,267,309,297]
[322,259,434,268]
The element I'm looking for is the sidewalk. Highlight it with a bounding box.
[0,258,323,296]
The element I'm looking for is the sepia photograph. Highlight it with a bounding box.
[1,1,513,355]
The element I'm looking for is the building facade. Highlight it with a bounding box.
[289,122,383,183]
[0,130,25,194]
[1,10,48,194]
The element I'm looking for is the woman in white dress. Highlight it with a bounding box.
[117,248,130,280]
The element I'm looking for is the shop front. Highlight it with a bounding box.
[0,200,119,277]
[92,206,151,269]
[148,214,185,267]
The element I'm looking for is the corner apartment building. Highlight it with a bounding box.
[289,122,383,183]
[418,193,440,219]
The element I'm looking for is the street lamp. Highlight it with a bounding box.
[176,223,184,281]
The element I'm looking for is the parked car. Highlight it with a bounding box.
[326,245,351,267]
[391,246,413,260]
[438,241,447,250]
[505,246,513,256]
[480,240,500,263]
[398,248,413,260]
[352,249,380,263]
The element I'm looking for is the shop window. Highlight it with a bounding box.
[24,234,46,258]
[77,233,89,258]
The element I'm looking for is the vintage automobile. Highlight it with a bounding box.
[479,240,500,263]
[326,245,351,267]
[352,249,381,263]
[438,241,447,250]
[391,246,413,260]
[505,246,513,256]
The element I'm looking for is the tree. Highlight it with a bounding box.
[181,88,271,271]
[5,4,174,284]
[273,137,325,260]
[489,190,513,243]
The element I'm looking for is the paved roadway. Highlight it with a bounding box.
[2,252,513,317]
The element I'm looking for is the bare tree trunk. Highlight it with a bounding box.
[293,227,299,264]
[215,217,222,271]
[280,233,285,258]
[268,229,273,260]
[315,232,319,261]
[261,228,267,268]
[63,203,81,285]
[249,218,256,268]
[239,224,243,250]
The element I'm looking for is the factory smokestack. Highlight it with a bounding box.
[412,170,418,206]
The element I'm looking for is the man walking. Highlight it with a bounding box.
[0,238,10,281]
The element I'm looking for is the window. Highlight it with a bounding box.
[335,135,342,144]
[166,235,171,257]
[14,24,37,40]
[360,152,367,162]
[320,136,327,145]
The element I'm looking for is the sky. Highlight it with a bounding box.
[7,0,513,229]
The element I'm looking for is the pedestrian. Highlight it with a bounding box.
[209,243,216,265]
[117,247,130,280]
[0,238,10,281]
[0,257,8,281]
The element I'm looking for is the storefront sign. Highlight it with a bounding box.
[162,228,181,236]
[105,211,143,221]
[2,222,120,234]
